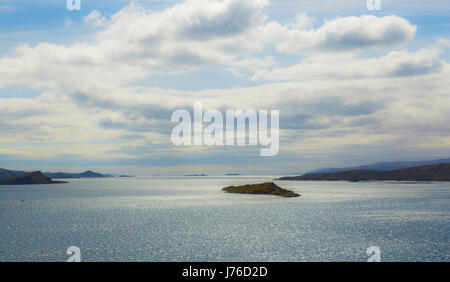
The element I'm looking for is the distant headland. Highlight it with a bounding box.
[278,163,450,181]
[0,171,67,185]
[0,168,110,180]
[302,158,450,174]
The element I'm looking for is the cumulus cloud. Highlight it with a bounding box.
[83,10,107,27]
[262,15,416,54]
[292,12,316,30]
[0,2,419,91]
[0,0,270,90]
[253,48,443,80]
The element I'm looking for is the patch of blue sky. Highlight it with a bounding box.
[0,1,124,51]
[0,85,44,98]
[407,15,450,38]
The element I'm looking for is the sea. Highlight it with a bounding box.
[0,176,448,261]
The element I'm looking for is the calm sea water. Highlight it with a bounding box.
[0,176,448,261]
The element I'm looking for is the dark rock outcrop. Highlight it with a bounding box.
[222,182,300,197]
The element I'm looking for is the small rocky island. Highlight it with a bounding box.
[0,171,67,185]
[222,182,300,197]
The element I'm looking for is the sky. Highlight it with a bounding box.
[0,0,449,175]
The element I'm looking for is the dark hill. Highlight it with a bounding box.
[0,171,67,185]
[0,168,27,179]
[279,163,450,181]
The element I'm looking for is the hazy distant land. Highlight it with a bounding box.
[0,168,110,180]
[304,158,450,174]
[279,163,450,181]
[1,159,449,186]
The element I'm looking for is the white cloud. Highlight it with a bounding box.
[0,0,270,90]
[227,56,276,77]
[252,48,443,81]
[292,12,316,30]
[439,37,450,48]
[0,2,419,92]
[262,15,416,54]
[83,10,107,27]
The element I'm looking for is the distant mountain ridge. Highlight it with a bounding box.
[45,170,108,179]
[279,163,450,181]
[184,173,207,176]
[306,158,450,174]
[0,168,109,180]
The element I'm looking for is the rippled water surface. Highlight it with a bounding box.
[0,176,448,261]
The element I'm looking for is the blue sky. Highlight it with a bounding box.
[0,0,449,175]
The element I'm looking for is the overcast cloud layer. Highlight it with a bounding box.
[0,0,449,174]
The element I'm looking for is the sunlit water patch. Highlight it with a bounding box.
[0,177,448,261]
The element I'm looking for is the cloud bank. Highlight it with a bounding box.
[0,0,449,173]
